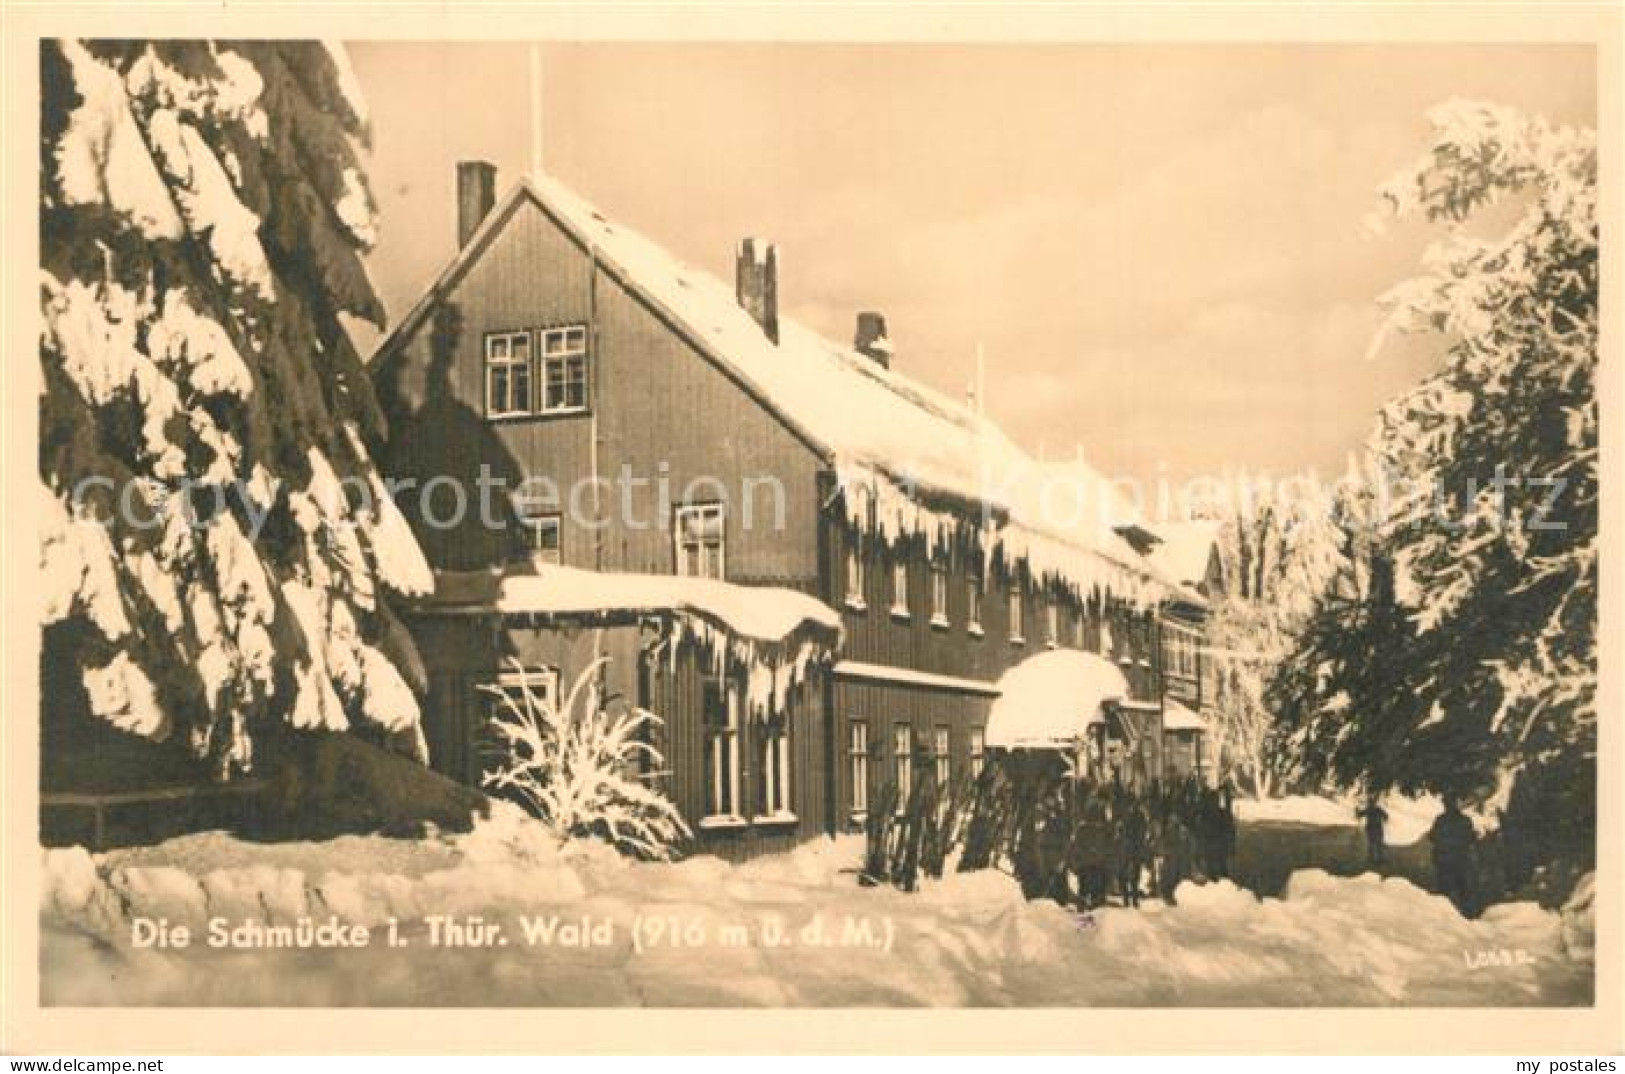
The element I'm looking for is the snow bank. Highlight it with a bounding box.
[39,811,1591,1007]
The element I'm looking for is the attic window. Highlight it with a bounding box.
[484,326,589,420]
[484,331,533,417]
[540,325,590,414]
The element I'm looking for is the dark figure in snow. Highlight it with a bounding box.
[1071,797,1112,909]
[1356,795,1389,865]
[1156,814,1196,904]
[1194,786,1230,880]
[1115,797,1150,906]
[1428,796,1478,916]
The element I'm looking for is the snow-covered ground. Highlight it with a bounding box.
[40,804,1592,1007]
[1235,793,1468,846]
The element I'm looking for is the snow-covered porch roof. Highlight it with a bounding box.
[1162,697,1208,733]
[984,649,1130,750]
[412,562,841,647]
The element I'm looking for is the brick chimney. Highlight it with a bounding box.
[457,161,497,247]
[735,237,779,344]
[854,311,893,369]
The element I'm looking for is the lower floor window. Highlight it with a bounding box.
[703,678,740,819]
[755,714,792,818]
[848,720,870,816]
[933,725,951,787]
[489,666,559,716]
[969,726,986,777]
[893,723,913,813]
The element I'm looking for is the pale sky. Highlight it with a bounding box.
[349,42,1594,488]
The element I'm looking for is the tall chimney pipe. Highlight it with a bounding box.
[735,237,779,344]
[457,161,497,248]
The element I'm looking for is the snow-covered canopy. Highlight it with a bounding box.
[418,562,842,720]
[421,562,838,644]
[1162,697,1208,733]
[984,649,1129,749]
[379,174,1196,611]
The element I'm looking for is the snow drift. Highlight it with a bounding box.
[40,805,1592,1007]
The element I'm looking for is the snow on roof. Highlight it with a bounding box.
[377,174,1195,609]
[1162,697,1208,732]
[1149,519,1222,591]
[417,562,840,646]
[984,649,1129,749]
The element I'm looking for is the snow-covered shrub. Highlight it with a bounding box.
[480,657,690,860]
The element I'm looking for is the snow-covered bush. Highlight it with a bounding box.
[480,657,690,860]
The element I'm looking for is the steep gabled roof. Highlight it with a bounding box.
[373,174,1196,606]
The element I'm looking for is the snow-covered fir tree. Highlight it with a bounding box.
[1269,102,1596,869]
[39,40,434,780]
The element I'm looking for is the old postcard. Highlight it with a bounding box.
[2,1,1620,1057]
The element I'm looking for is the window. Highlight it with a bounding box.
[930,562,949,627]
[1074,608,1088,649]
[754,714,792,819]
[967,573,984,635]
[845,545,866,609]
[1099,615,1114,658]
[933,725,951,788]
[892,723,912,813]
[1045,600,1060,648]
[1008,580,1025,642]
[675,503,725,580]
[702,678,741,821]
[514,503,561,565]
[969,727,986,777]
[890,561,909,618]
[539,325,589,414]
[1166,623,1200,679]
[489,666,559,717]
[484,331,533,417]
[848,720,870,817]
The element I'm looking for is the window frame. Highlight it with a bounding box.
[489,666,560,717]
[537,324,591,416]
[890,559,910,619]
[483,330,535,419]
[933,725,951,788]
[967,572,985,636]
[1045,598,1060,648]
[969,726,986,777]
[929,561,950,628]
[844,544,867,611]
[848,718,870,820]
[673,502,727,581]
[1008,577,1026,644]
[700,677,743,825]
[513,503,562,565]
[892,723,913,815]
[753,713,794,822]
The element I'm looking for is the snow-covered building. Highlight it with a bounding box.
[372,164,1197,856]
[1148,520,1224,780]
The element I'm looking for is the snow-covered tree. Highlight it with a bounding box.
[1202,471,1343,795]
[1270,102,1596,864]
[39,40,433,780]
